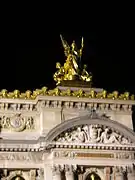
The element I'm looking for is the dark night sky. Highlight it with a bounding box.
[13,31,134,94]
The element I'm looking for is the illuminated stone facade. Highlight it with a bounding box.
[0,86,135,180]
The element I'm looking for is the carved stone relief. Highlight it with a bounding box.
[55,124,133,145]
[115,152,135,159]
[53,149,135,161]
[53,151,76,158]
[0,152,43,162]
[0,113,35,132]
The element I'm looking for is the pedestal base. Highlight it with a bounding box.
[57,80,103,93]
[60,80,92,88]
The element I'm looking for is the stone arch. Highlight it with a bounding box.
[7,171,29,180]
[45,114,135,143]
[83,168,104,180]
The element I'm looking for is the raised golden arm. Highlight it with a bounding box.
[60,34,70,57]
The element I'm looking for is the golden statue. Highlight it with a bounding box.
[54,35,92,85]
[91,174,95,180]
[53,62,65,85]
[81,64,92,82]
[0,89,8,98]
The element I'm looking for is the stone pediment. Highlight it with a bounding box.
[55,124,133,145]
[45,112,135,148]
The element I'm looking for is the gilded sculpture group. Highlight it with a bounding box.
[53,35,92,85]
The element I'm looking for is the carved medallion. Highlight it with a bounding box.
[9,114,26,132]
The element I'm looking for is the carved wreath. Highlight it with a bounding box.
[9,113,26,132]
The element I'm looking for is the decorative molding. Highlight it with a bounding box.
[0,144,40,152]
[0,94,135,112]
[0,152,43,162]
[53,150,135,160]
[0,102,37,111]
[75,153,114,158]
[53,151,114,159]
[36,99,133,112]
[115,152,135,159]
[53,151,76,158]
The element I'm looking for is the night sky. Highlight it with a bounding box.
[14,32,134,94]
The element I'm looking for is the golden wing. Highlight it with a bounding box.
[79,37,84,57]
[60,34,70,57]
[81,37,84,48]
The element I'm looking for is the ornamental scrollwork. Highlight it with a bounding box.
[55,124,133,145]
[115,152,135,159]
[53,151,76,158]
[0,114,35,132]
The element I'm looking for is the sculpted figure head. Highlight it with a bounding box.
[14,90,20,97]
[56,62,61,69]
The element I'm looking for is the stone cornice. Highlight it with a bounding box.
[0,95,135,112]
[0,142,41,152]
[1,95,135,104]
[48,142,135,151]
[0,141,135,152]
[38,95,135,105]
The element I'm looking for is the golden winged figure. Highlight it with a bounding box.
[53,35,92,85]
